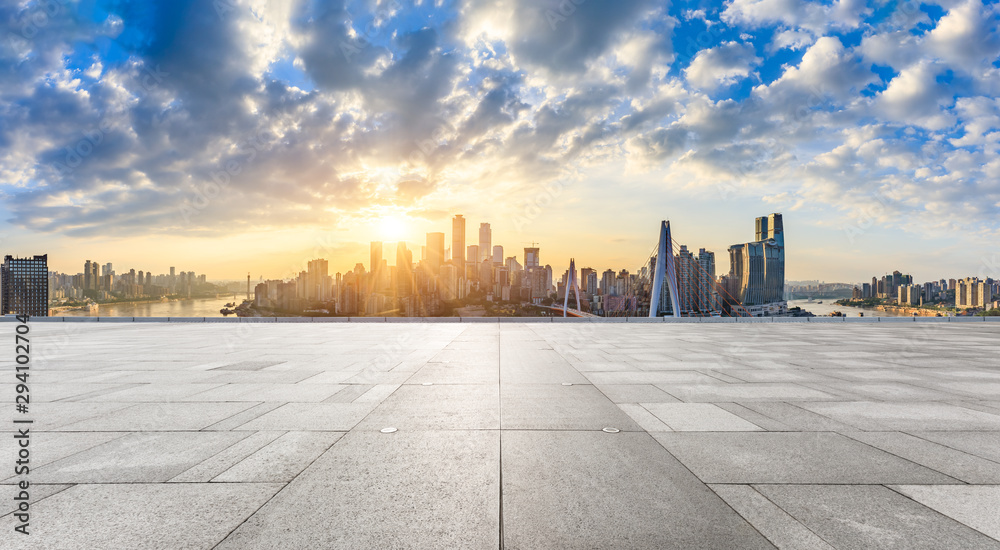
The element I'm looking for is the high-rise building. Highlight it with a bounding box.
[524,247,540,268]
[306,259,330,301]
[728,213,785,313]
[396,242,412,297]
[479,223,491,264]
[426,233,444,275]
[675,245,697,314]
[370,242,383,289]
[697,248,717,313]
[2,255,49,316]
[466,245,479,275]
[452,215,466,273]
[492,245,503,265]
[957,277,993,309]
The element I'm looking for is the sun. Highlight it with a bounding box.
[378,216,408,240]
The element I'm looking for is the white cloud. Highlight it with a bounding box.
[684,42,761,90]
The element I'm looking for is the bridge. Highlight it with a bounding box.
[557,220,745,319]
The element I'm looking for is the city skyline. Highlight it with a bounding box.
[21,210,991,287]
[1,1,997,283]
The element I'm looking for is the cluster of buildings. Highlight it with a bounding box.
[852,272,997,311]
[249,213,787,318]
[47,261,208,302]
[0,254,212,317]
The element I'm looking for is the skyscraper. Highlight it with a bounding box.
[697,248,717,313]
[675,245,696,314]
[426,232,445,275]
[370,242,383,277]
[492,245,503,265]
[466,245,479,276]
[2,255,49,317]
[396,242,412,296]
[452,215,466,273]
[479,223,491,263]
[524,247,540,268]
[306,259,329,301]
[728,213,785,314]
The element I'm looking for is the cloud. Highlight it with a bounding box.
[0,0,997,250]
[684,41,761,90]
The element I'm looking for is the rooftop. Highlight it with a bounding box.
[5,321,1000,548]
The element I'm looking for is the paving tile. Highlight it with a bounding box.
[357,384,499,430]
[594,383,680,403]
[216,431,499,549]
[642,403,764,431]
[907,431,1000,462]
[798,401,1000,431]
[501,384,640,431]
[53,402,257,432]
[25,431,250,483]
[756,484,1000,549]
[235,402,378,431]
[23,483,283,548]
[656,383,839,402]
[652,432,958,484]
[502,431,774,549]
[710,485,836,550]
[169,431,284,482]
[891,485,1000,541]
[213,431,344,482]
[845,431,1000,484]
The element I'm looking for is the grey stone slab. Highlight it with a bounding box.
[807,381,961,401]
[54,402,257,431]
[501,384,641,431]
[23,483,283,548]
[2,432,126,472]
[655,382,839,402]
[642,403,764,431]
[798,401,1000,431]
[323,383,375,402]
[653,432,958,484]
[756,484,1000,550]
[0,484,73,517]
[891,485,1000,541]
[81,383,226,402]
[502,431,774,549]
[203,402,284,431]
[26,431,249,483]
[738,402,862,432]
[595,383,681,403]
[500,348,589,385]
[213,431,344,482]
[216,430,499,549]
[235,402,377,431]
[358,384,499,430]
[583,371,721,385]
[617,403,671,432]
[12,402,134,431]
[407,363,498,385]
[845,431,1000,484]
[170,431,284,482]
[908,431,1000,462]
[709,485,836,550]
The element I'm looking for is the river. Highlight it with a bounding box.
[59,296,237,317]
[787,299,906,318]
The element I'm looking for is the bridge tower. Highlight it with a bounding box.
[562,258,582,317]
[649,221,680,318]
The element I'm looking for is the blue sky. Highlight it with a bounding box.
[0,0,998,283]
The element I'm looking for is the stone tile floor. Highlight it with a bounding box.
[3,322,1000,548]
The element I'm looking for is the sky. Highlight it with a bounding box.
[1,0,998,284]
